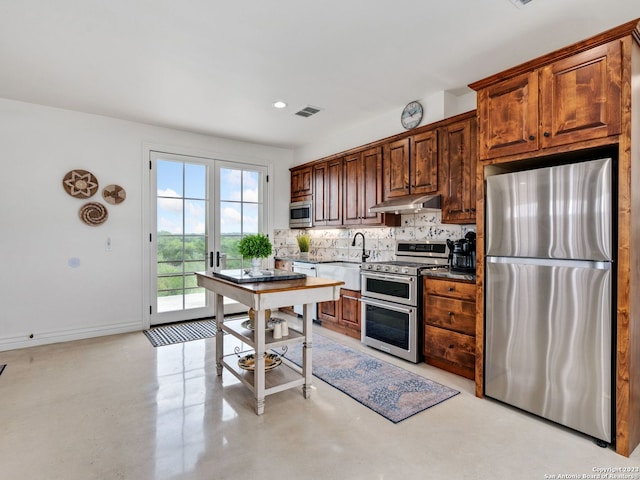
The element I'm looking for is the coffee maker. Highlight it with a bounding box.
[446,232,476,273]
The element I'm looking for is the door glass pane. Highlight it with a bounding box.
[185,163,206,199]
[157,160,183,197]
[156,160,208,313]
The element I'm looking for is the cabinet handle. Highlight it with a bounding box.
[448,311,454,316]
[448,344,454,349]
[529,135,535,141]
[543,131,550,137]
[470,208,476,213]
[448,287,455,292]
[464,209,470,213]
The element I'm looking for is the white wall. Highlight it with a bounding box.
[294,90,477,163]
[0,98,293,351]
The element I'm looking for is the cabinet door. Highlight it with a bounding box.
[360,147,384,225]
[540,40,621,149]
[325,158,343,226]
[313,160,342,226]
[410,130,438,194]
[343,152,361,224]
[383,138,410,199]
[441,117,477,223]
[477,71,539,160]
[339,289,361,330]
[318,299,339,325]
[313,162,328,225]
[290,165,312,201]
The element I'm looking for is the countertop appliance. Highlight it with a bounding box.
[360,240,449,363]
[484,158,613,445]
[292,260,318,320]
[289,200,313,229]
[447,231,476,273]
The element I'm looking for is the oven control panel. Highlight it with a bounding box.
[362,263,412,274]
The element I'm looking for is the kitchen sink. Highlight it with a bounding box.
[316,262,361,291]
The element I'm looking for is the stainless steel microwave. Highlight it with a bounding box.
[289,200,313,228]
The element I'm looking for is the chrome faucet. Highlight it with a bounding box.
[351,232,369,262]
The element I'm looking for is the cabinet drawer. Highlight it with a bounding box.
[424,295,475,336]
[424,325,475,379]
[424,278,475,301]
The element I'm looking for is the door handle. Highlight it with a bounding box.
[216,251,221,268]
[209,251,214,268]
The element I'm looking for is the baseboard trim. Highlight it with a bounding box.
[0,321,143,352]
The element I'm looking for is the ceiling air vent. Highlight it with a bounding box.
[295,106,322,118]
[508,0,533,7]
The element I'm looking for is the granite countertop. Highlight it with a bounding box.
[276,256,360,265]
[422,269,476,282]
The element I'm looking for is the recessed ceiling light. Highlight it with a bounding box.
[273,101,287,109]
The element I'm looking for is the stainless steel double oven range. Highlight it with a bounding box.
[360,240,449,363]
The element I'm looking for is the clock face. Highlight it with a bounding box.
[401,101,423,130]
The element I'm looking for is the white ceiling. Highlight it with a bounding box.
[1,0,639,149]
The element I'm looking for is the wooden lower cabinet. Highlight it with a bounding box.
[317,288,361,339]
[423,277,476,379]
[274,259,296,315]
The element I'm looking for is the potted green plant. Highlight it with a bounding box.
[237,233,273,272]
[296,233,311,257]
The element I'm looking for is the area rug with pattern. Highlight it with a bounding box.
[280,334,459,423]
[144,319,217,347]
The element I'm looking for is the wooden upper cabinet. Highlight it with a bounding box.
[383,130,438,200]
[476,39,622,161]
[361,147,384,225]
[539,40,622,148]
[477,71,539,159]
[344,147,384,225]
[410,130,439,195]
[290,165,312,201]
[440,117,477,224]
[342,152,361,224]
[383,138,410,198]
[313,159,342,227]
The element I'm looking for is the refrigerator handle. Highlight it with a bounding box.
[486,256,612,270]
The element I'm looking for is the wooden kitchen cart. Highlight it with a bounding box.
[196,272,343,415]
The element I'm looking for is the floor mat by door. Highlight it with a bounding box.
[143,319,217,347]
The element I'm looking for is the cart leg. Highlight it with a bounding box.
[302,303,313,399]
[254,308,266,414]
[215,293,224,376]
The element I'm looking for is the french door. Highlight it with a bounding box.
[149,151,268,325]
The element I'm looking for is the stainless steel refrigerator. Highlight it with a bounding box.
[484,158,613,444]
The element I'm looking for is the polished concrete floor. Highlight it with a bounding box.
[1,317,639,480]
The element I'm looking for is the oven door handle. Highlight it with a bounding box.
[361,297,414,313]
[362,273,414,283]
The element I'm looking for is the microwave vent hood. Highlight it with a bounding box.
[368,193,441,214]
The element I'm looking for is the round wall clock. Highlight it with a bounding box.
[401,101,423,130]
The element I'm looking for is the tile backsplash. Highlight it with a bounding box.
[273,212,475,262]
